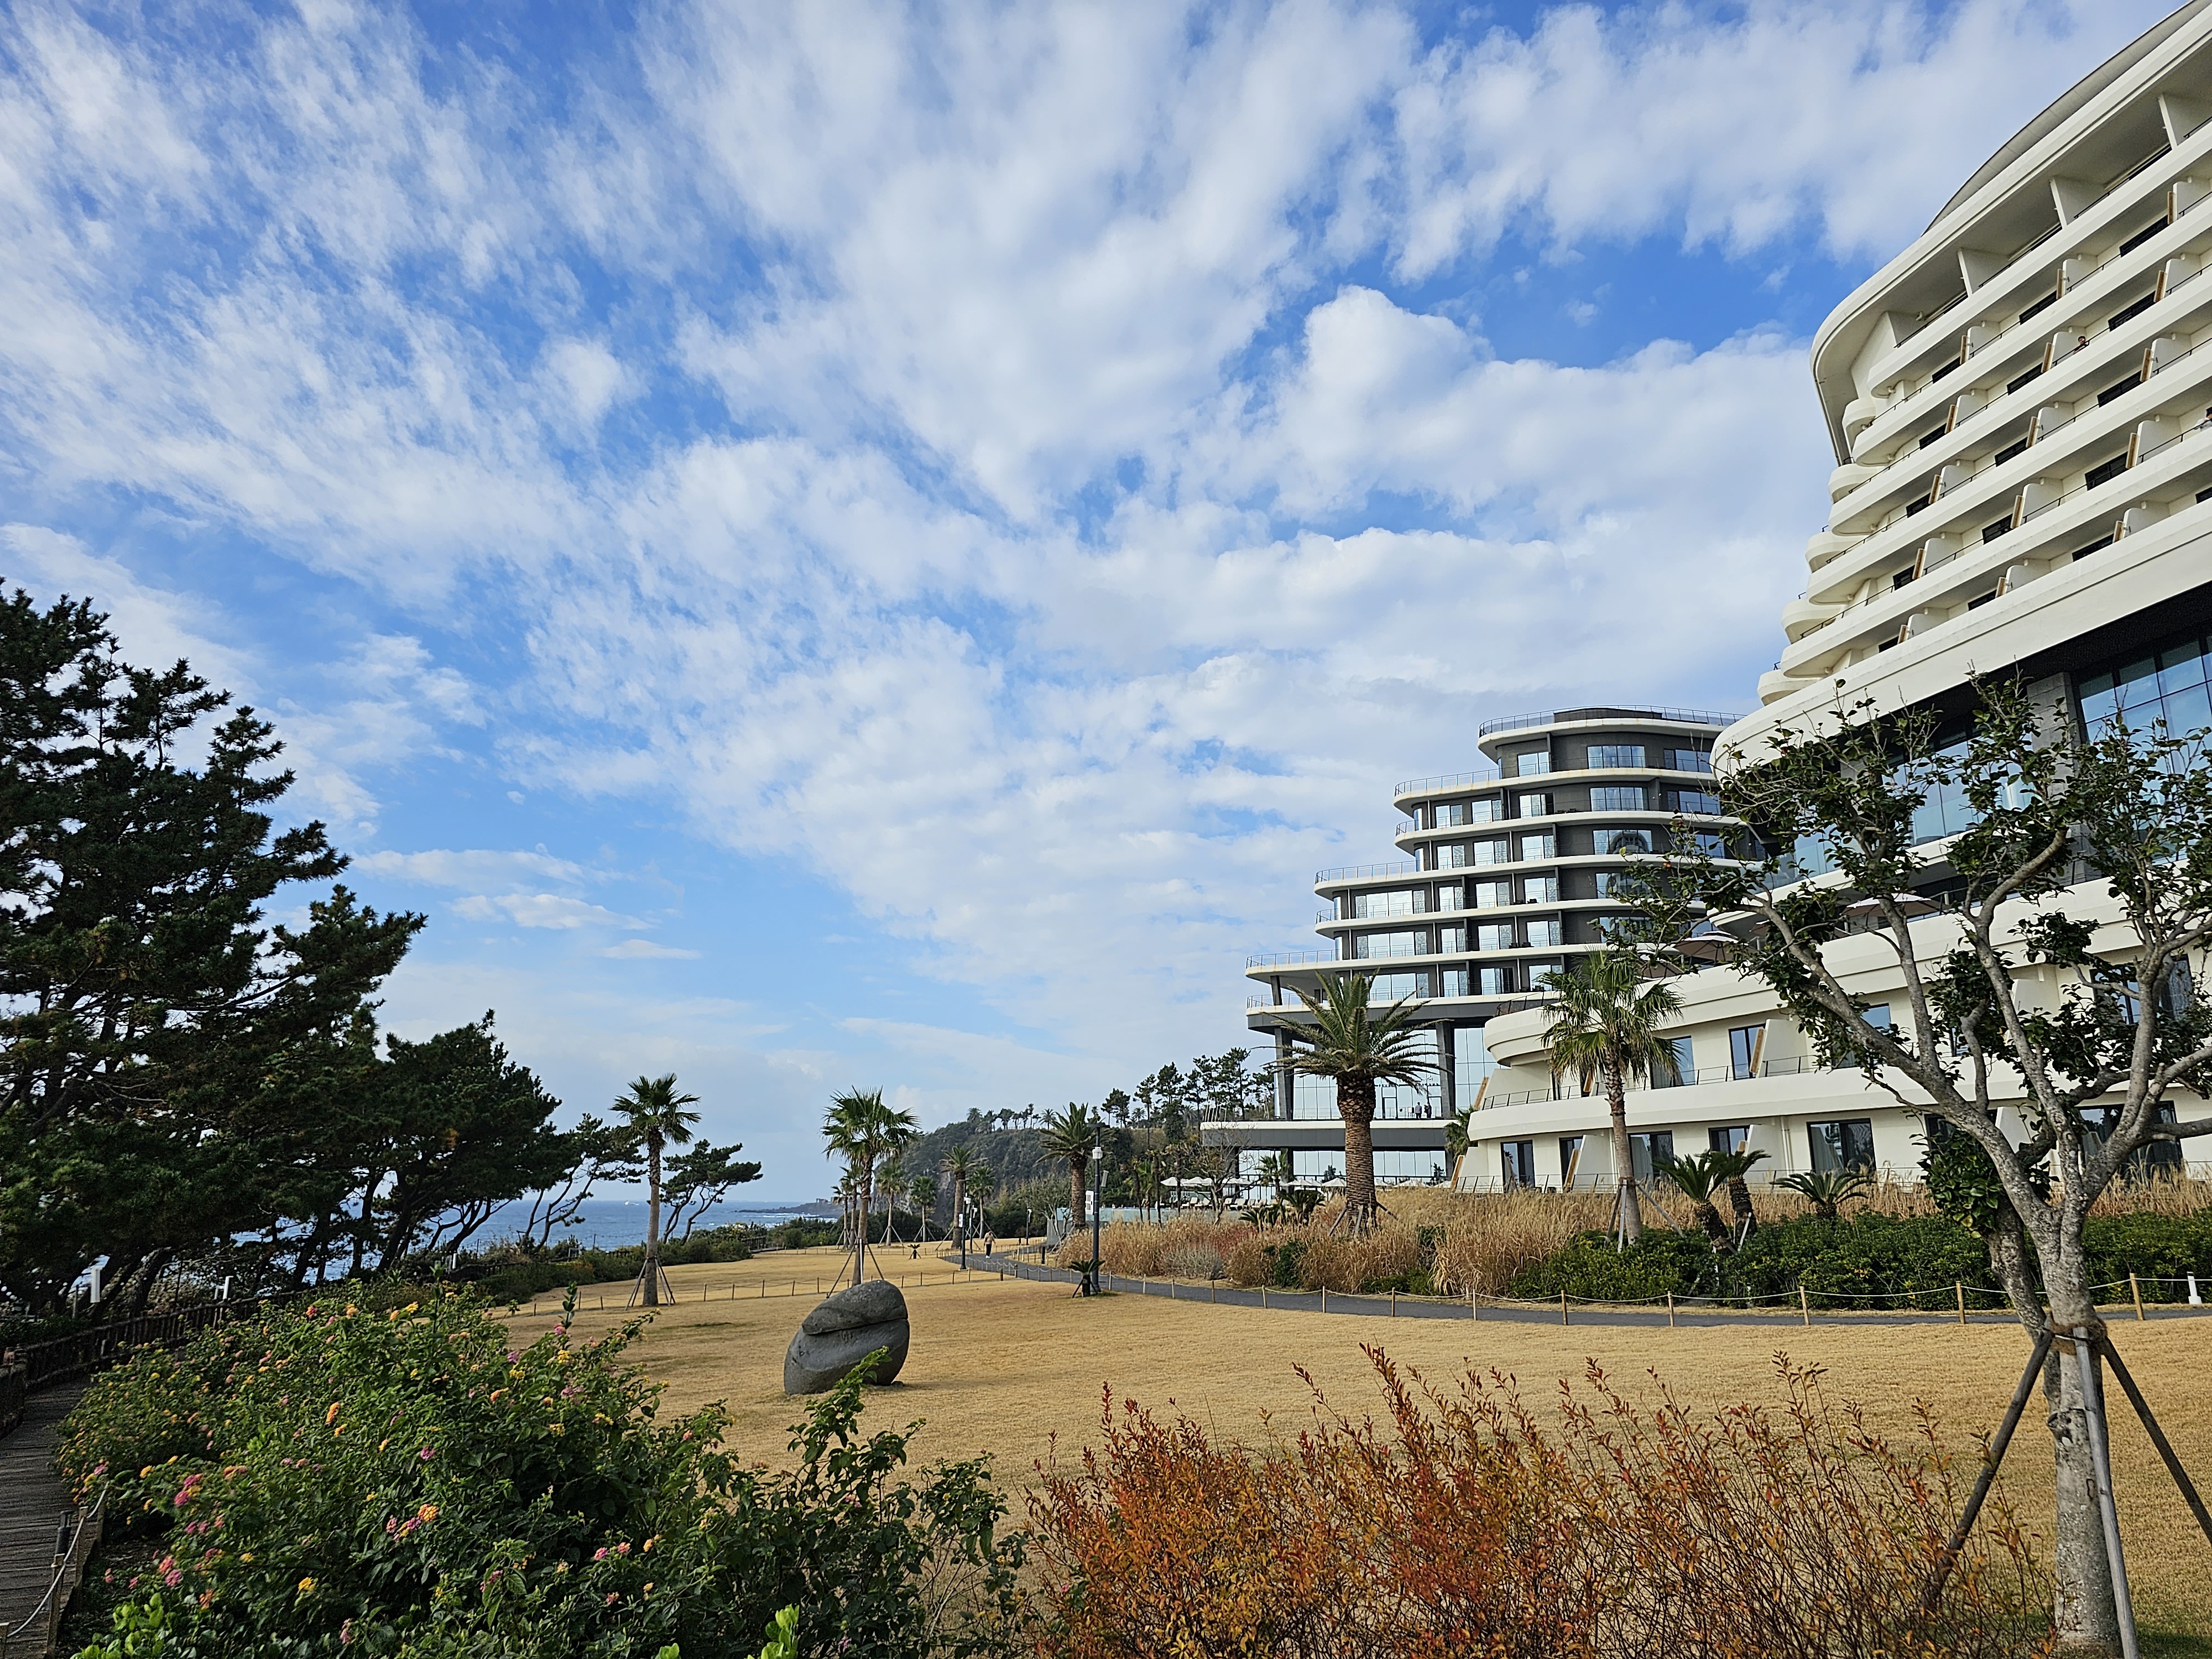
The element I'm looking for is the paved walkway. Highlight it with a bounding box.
[974,1251,2211,1329]
[0,1383,87,1649]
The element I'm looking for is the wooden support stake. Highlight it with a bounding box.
[1919,1326,2052,1618]
[2100,1334,2212,1551]
[1391,1289,1397,1317]
[2132,1272,2146,1321]
[1561,1289,1569,1327]
[1956,1282,1967,1326]
[1667,1290,1677,1328]
[1321,1286,1328,1313]
[1799,1285,1811,1326]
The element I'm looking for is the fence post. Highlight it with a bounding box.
[2132,1273,2146,1322]
[1560,1289,1569,1327]
[1799,1285,1810,1326]
[1956,1282,1967,1327]
[1667,1290,1676,1329]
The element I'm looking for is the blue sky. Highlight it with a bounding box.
[0,0,2178,1199]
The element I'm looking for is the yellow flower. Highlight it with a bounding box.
[546,1422,565,1436]
[298,1577,316,1594]
[416,1504,437,1524]
[139,1466,153,1478]
[325,1401,341,1426]
[241,1553,253,1563]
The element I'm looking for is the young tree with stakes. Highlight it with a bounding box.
[1287,973,1437,1234]
[611,1073,701,1307]
[1658,681,2212,1653]
[822,1088,915,1285]
[1039,1105,1100,1230]
[1537,953,1685,1246]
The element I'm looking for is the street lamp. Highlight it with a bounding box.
[1088,1144,1104,1297]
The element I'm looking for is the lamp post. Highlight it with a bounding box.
[1088,1144,1104,1296]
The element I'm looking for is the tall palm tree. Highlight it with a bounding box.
[1711,1146,1770,1241]
[1287,973,1438,1234]
[943,1144,979,1243]
[1444,1104,1475,1187]
[880,1156,909,1243]
[822,1088,916,1284]
[612,1073,702,1306]
[1039,1104,1100,1229]
[1539,952,1683,1247]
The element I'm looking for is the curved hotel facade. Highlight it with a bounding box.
[1231,708,1748,1186]
[1453,2,2212,1196]
[1219,2,2212,1200]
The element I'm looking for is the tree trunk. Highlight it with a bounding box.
[1725,1175,1758,1239]
[1341,1078,1378,1234]
[1691,1199,1729,1248]
[1069,1159,1086,1230]
[1603,1056,1642,1245]
[643,1136,662,1307]
[1991,1211,2118,1654]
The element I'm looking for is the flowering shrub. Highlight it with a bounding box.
[1029,1348,2052,1658]
[59,1290,1022,1657]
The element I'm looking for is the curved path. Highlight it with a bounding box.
[0,1382,88,1652]
[972,1250,2209,1330]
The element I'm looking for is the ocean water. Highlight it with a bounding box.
[543,1197,831,1251]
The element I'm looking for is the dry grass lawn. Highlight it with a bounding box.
[512,1245,2212,1644]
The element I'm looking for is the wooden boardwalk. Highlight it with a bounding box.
[0,1384,88,1650]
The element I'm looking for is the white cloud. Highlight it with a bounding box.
[452,893,646,931]
[599,938,703,959]
[354,848,592,889]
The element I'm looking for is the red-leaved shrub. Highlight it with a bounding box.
[1029,1348,2051,1658]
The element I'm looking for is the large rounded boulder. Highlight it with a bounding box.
[783,1277,910,1395]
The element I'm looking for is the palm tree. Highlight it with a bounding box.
[1712,1146,1771,1240]
[1778,1166,1872,1222]
[879,1156,908,1242]
[612,1073,702,1306]
[907,1175,937,1239]
[1655,1150,1734,1250]
[1039,1104,1100,1229]
[822,1088,917,1283]
[943,1144,979,1243]
[1287,973,1438,1234]
[1539,952,1684,1247]
[1444,1104,1475,1187]
[1254,1149,1293,1202]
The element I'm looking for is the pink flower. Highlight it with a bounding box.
[419,1448,434,1461]
[614,1542,629,1556]
[592,1547,608,1561]
[162,1567,182,1588]
[604,1592,620,1605]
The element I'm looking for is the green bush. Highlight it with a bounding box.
[59,1290,1021,1658]
[2083,1209,2212,1300]
[1264,1239,1307,1290]
[1508,1230,1715,1302]
[1724,1214,1997,1311]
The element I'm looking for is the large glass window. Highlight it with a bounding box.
[1708,1125,1748,1154]
[1630,1130,1676,1186]
[1587,744,1645,768]
[1476,922,1515,951]
[1471,880,1511,909]
[2080,1103,2184,1180]
[1664,748,1714,773]
[1519,833,1556,860]
[1435,924,1465,952]
[1434,801,1474,827]
[1667,790,1725,816]
[1434,967,1470,998]
[1521,875,1558,903]
[1477,965,1514,997]
[1603,828,1652,855]
[1517,791,1554,818]
[1501,1140,1537,1189]
[1729,1024,1765,1080]
[1590,785,1647,811]
[1453,1025,1495,1108]
[1525,917,1563,948]
[1376,1150,1448,1183]
[1808,1118,1876,1173]
[2079,628,2212,742]
[1515,752,1552,777]
[1444,841,1508,868]
[1434,880,1463,912]
[1366,972,1425,1001]
[1650,1036,1694,1087]
[1352,888,1425,918]
[1353,930,1423,959]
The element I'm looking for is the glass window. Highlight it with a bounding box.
[1453,1026,1495,1108]
[1688,831,1733,857]
[1366,972,1424,1002]
[1630,1130,1676,1186]
[1351,889,1422,918]
[1435,924,1465,952]
[1664,748,1714,773]
[1865,1004,1892,1031]
[1375,1150,1448,1183]
[1668,790,1724,816]
[1525,917,1562,948]
[1708,1125,1748,1154]
[2079,627,2212,743]
[1434,801,1473,827]
[1352,930,1423,959]
[1590,786,1646,811]
[1434,967,1470,998]
[1476,922,1515,952]
[1519,834,1556,860]
[1587,745,1644,768]
[1444,840,1508,868]
[1470,880,1510,909]
[1517,791,1554,818]
[1515,752,1552,777]
[1808,1118,1876,1173]
[1729,1024,1765,1080]
[1434,881,1463,912]
[1501,1140,1537,1189]
[1649,1036,1694,1088]
[1477,964,1514,997]
[1558,1135,1586,1188]
[1521,875,1558,903]
[1603,829,1652,855]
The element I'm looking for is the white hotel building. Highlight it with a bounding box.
[1223,3,2212,1197]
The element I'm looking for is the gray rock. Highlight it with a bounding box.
[784,1279,910,1394]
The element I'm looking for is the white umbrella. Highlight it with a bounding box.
[1844,893,1938,918]
[1672,933,1740,963]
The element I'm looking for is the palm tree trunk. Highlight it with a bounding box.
[1603,1056,1642,1246]
[1341,1078,1378,1234]
[644,1136,662,1306]
[1725,1175,1759,1239]
[1069,1159,1086,1230]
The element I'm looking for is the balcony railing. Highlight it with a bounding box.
[1394,768,1502,796]
[1478,707,1737,737]
[1477,1053,1833,1109]
[1246,949,1336,967]
[1314,860,1418,884]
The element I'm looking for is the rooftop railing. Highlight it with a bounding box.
[1314,859,1419,884]
[1477,707,1738,737]
[1394,768,1501,796]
